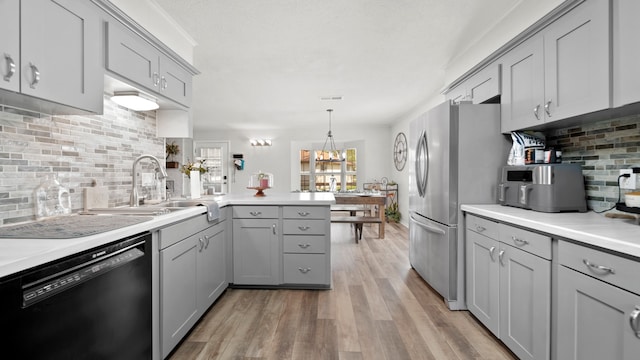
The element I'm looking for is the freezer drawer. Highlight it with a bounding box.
[409,212,457,303]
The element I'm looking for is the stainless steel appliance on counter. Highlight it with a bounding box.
[498,164,587,212]
[409,101,506,310]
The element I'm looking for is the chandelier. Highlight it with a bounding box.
[316,109,345,162]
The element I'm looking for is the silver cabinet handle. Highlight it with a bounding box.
[533,104,540,120]
[298,211,310,217]
[153,72,160,86]
[249,211,262,217]
[3,54,15,82]
[204,234,210,249]
[489,246,496,262]
[298,267,311,273]
[498,249,505,266]
[583,259,615,274]
[272,224,276,235]
[630,306,640,339]
[198,238,205,252]
[161,76,167,90]
[475,225,486,233]
[544,99,552,117]
[512,236,529,246]
[298,243,311,249]
[29,62,40,89]
[298,226,310,231]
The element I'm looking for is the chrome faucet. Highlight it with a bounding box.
[130,154,168,207]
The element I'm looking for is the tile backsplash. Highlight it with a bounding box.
[0,94,163,225]
[546,114,640,212]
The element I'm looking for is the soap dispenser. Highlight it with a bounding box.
[34,174,71,219]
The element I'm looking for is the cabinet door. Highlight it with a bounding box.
[466,230,500,335]
[0,0,19,92]
[106,20,160,91]
[197,223,226,311]
[233,218,280,285]
[160,235,199,359]
[499,244,550,360]
[501,35,545,133]
[160,54,192,106]
[468,63,501,104]
[557,266,640,360]
[543,0,610,121]
[20,0,102,113]
[613,0,640,107]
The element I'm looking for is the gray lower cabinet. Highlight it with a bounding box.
[159,215,227,358]
[466,214,551,360]
[282,206,331,286]
[232,206,280,285]
[1,0,102,113]
[232,205,331,288]
[557,240,640,360]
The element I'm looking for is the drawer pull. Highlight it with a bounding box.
[475,225,486,232]
[298,211,311,217]
[489,246,496,262]
[298,243,311,249]
[298,226,310,231]
[630,306,640,338]
[583,259,615,274]
[198,238,205,252]
[498,249,505,266]
[512,236,529,246]
[272,224,276,235]
[533,104,540,120]
[298,267,311,273]
[29,62,40,89]
[249,211,262,217]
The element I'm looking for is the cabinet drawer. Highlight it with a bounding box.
[283,206,327,219]
[498,223,551,260]
[283,219,326,235]
[283,235,326,254]
[559,240,640,295]
[283,254,328,285]
[466,214,499,239]
[232,206,278,219]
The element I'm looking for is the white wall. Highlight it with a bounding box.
[195,124,392,195]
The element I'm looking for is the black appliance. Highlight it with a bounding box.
[0,232,152,360]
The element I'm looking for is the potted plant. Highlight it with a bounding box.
[385,202,401,223]
[166,142,180,168]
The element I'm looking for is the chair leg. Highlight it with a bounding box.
[355,223,363,243]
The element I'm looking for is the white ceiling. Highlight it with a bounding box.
[151,0,520,132]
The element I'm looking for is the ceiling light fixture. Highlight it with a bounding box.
[316,109,345,162]
[111,91,159,111]
[250,138,272,146]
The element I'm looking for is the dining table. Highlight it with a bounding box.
[333,193,386,238]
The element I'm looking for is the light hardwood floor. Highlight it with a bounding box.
[169,221,516,360]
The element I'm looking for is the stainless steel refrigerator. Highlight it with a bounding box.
[409,101,506,310]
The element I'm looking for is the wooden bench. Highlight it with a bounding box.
[331,216,382,243]
[330,205,372,216]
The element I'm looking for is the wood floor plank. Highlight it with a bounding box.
[169,223,516,360]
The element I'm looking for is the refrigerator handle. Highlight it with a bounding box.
[415,131,428,197]
[410,213,446,235]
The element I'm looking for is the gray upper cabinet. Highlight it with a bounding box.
[501,0,610,133]
[0,0,19,93]
[613,0,640,107]
[1,0,102,114]
[106,20,193,107]
[445,63,501,105]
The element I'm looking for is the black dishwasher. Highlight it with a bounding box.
[0,232,152,360]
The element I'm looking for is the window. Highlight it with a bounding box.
[299,148,357,192]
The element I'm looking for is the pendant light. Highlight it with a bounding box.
[316,109,345,162]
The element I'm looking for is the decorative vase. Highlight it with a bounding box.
[189,173,201,199]
[166,161,179,168]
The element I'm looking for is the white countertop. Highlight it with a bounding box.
[461,204,640,258]
[0,192,335,279]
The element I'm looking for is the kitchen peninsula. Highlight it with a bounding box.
[0,192,335,360]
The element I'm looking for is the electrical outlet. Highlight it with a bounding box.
[620,169,638,190]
